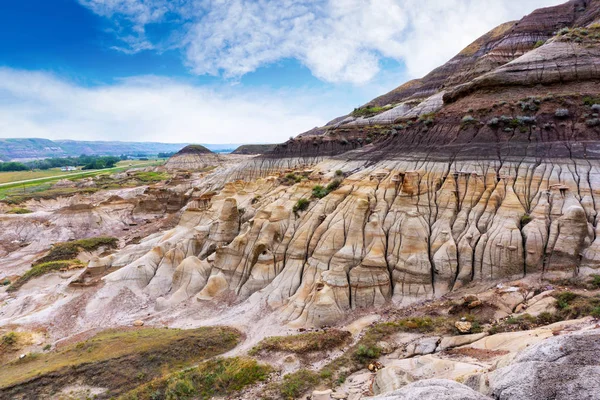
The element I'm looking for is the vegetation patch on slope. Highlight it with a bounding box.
[0,327,242,399]
[7,260,84,292]
[35,236,118,264]
[7,236,118,292]
[120,357,271,400]
[249,329,351,355]
[264,316,453,399]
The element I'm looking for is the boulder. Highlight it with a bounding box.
[455,321,472,334]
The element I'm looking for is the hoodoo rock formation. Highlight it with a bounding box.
[54,0,600,329]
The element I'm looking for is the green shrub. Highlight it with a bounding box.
[353,344,381,364]
[312,185,328,199]
[556,291,577,309]
[293,198,310,214]
[2,332,17,346]
[335,170,344,177]
[326,180,341,192]
[521,214,533,227]
[534,39,546,48]
[590,275,600,288]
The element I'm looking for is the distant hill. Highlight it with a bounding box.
[0,139,250,161]
[0,138,190,161]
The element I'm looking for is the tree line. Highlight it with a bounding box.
[0,155,126,172]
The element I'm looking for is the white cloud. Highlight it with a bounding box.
[0,68,342,144]
[79,0,566,83]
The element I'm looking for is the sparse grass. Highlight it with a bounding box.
[7,260,84,292]
[34,236,118,265]
[5,207,32,214]
[489,292,600,334]
[283,173,302,185]
[133,171,170,183]
[265,316,452,398]
[6,236,118,292]
[249,330,351,356]
[121,357,272,400]
[276,369,321,400]
[351,106,389,118]
[0,160,165,203]
[0,327,242,398]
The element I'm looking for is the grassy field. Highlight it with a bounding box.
[0,327,241,398]
[0,159,164,185]
[0,159,166,202]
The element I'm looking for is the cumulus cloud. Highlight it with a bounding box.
[79,0,565,83]
[0,68,336,143]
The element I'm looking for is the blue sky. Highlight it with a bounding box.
[0,0,564,144]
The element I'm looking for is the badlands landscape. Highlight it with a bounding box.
[3,0,600,399]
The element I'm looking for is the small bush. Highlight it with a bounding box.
[521,214,533,227]
[2,332,17,346]
[326,179,341,192]
[586,118,600,127]
[558,27,570,35]
[555,109,570,119]
[461,115,477,125]
[583,96,600,106]
[293,198,310,214]
[335,170,343,177]
[487,118,500,127]
[556,291,577,309]
[353,344,381,364]
[534,39,546,48]
[590,274,600,289]
[312,185,327,199]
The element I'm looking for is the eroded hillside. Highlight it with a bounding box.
[3,1,600,399]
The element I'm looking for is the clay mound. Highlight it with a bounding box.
[174,144,212,155]
[231,144,277,155]
[165,145,220,170]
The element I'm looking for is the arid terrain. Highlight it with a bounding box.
[3,1,600,399]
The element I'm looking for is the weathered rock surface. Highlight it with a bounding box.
[467,328,600,400]
[371,379,490,400]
